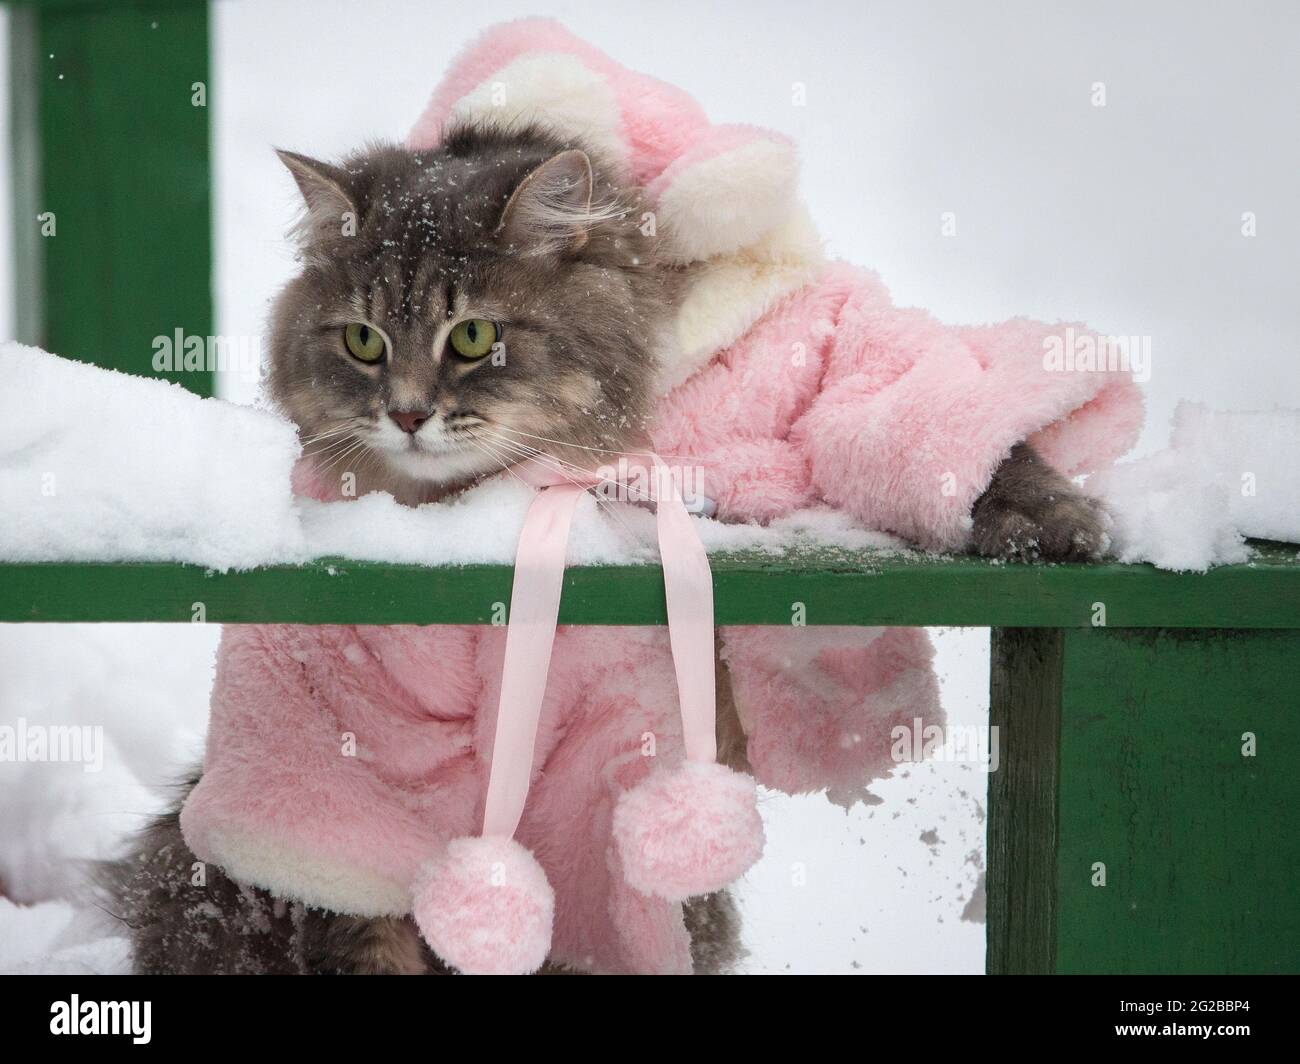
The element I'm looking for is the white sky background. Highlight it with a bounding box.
[1,1,1297,973]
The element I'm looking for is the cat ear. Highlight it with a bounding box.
[496,149,595,255]
[276,149,357,247]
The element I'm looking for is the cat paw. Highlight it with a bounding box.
[971,486,1110,562]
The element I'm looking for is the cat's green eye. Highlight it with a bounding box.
[448,318,501,360]
[343,323,386,363]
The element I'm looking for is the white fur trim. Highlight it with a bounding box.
[448,53,626,163]
[201,827,411,918]
[657,138,800,264]
[659,207,826,394]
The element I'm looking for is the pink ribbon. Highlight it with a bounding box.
[479,454,716,840]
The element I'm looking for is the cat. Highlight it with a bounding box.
[110,121,1106,975]
[266,122,679,507]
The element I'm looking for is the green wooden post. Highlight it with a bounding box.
[987,628,1062,975]
[989,625,1300,974]
[8,0,213,395]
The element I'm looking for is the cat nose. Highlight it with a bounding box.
[389,410,429,435]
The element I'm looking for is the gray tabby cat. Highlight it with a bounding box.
[111,121,1105,975]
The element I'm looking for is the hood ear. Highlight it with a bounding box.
[496,149,595,255]
[276,149,357,247]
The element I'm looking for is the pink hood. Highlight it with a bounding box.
[408,17,1143,546]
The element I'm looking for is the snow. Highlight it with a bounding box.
[1089,403,1300,572]
[303,484,901,568]
[0,623,218,975]
[1169,405,1300,543]
[8,342,1295,577]
[1,343,902,571]
[0,344,304,571]
[0,899,129,975]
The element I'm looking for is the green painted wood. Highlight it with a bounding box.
[1,542,1297,627]
[1055,626,1300,974]
[990,625,1300,974]
[986,627,1061,975]
[8,0,213,395]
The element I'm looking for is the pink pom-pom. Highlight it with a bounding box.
[412,836,554,975]
[612,761,764,900]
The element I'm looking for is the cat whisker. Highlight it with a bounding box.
[487,423,703,464]
[298,417,370,449]
[466,438,533,492]
[315,437,371,481]
[301,431,363,460]
[300,441,355,466]
[475,428,650,502]
[471,429,652,547]
[300,436,357,459]
[299,425,361,447]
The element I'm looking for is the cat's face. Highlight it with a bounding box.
[267,127,671,497]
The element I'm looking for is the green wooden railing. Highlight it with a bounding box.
[1,545,1298,628]
[10,0,211,390]
[6,0,1299,975]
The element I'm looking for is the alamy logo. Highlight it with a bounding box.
[890,719,1000,772]
[50,996,151,1044]
[151,328,262,382]
[591,458,709,511]
[0,718,103,772]
[1042,326,1151,383]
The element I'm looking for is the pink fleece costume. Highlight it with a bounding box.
[180,19,1142,974]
